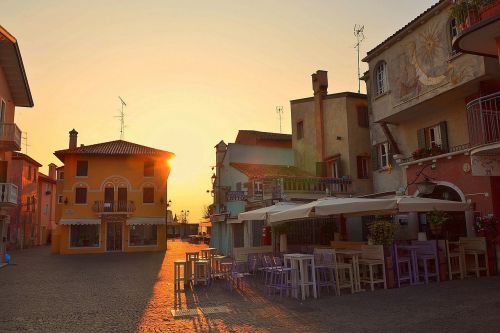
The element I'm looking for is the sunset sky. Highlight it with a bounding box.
[2,0,436,222]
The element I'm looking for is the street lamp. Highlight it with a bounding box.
[180,210,190,223]
[404,163,437,195]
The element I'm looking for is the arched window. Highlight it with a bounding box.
[449,19,459,55]
[374,61,388,96]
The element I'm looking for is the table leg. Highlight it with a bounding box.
[299,260,306,301]
[311,259,317,299]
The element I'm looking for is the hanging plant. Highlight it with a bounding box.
[368,216,398,247]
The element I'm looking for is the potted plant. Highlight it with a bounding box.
[368,217,399,288]
[429,143,443,156]
[451,0,480,30]
[412,148,427,160]
[427,208,449,237]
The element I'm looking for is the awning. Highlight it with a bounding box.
[59,218,101,225]
[127,217,165,225]
[396,196,468,212]
[238,202,300,223]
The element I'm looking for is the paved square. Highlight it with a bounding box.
[1,240,500,332]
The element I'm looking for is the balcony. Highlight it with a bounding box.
[0,183,18,206]
[0,123,22,151]
[452,0,500,58]
[92,200,136,215]
[467,91,500,154]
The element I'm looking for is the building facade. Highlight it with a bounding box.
[36,164,57,245]
[291,70,373,196]
[0,26,34,261]
[52,130,174,254]
[363,0,500,244]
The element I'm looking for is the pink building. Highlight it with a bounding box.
[37,164,57,245]
[7,153,42,249]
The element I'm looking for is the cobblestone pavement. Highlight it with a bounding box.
[1,241,500,333]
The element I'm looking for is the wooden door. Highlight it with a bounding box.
[117,188,127,212]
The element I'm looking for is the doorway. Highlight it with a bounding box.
[106,222,122,251]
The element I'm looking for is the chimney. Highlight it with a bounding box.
[312,70,328,171]
[69,129,78,149]
[48,163,57,180]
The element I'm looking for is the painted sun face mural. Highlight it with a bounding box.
[393,20,478,101]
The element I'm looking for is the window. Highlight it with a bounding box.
[296,121,304,140]
[357,106,369,128]
[44,203,49,215]
[45,184,50,193]
[70,224,99,247]
[450,19,459,55]
[417,122,448,152]
[129,225,157,246]
[58,195,64,204]
[31,196,36,211]
[144,160,155,177]
[75,187,87,204]
[374,61,388,96]
[252,220,265,247]
[253,181,263,195]
[373,142,390,170]
[76,161,88,177]
[233,223,244,248]
[57,170,64,180]
[0,99,5,123]
[357,156,370,179]
[326,159,341,178]
[143,187,154,203]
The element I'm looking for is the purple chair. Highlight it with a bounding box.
[412,240,440,284]
[315,253,336,297]
[394,244,412,288]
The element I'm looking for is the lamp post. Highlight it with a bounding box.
[180,210,190,238]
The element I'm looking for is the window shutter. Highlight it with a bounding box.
[439,121,449,152]
[356,156,363,178]
[417,128,426,149]
[371,146,379,171]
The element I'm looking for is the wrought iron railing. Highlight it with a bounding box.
[0,183,18,205]
[467,92,500,148]
[0,123,22,150]
[399,143,470,164]
[92,200,136,213]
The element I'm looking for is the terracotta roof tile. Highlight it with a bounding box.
[230,163,313,179]
[54,139,174,162]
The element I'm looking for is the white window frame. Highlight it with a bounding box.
[375,62,388,96]
[254,181,263,194]
[427,125,442,148]
[378,142,389,169]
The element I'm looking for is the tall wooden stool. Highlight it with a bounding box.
[185,251,199,283]
[194,259,211,286]
[174,260,187,291]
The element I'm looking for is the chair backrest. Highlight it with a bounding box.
[459,237,487,252]
[314,252,323,265]
[263,255,273,268]
[273,256,283,267]
[446,240,464,255]
[186,252,199,261]
[331,241,366,250]
[361,245,384,261]
[323,253,334,266]
[411,240,437,256]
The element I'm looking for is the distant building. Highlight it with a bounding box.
[0,25,34,262]
[36,164,57,245]
[52,130,174,254]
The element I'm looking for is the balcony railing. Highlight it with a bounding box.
[0,183,18,205]
[467,92,500,148]
[0,123,22,151]
[453,0,500,34]
[92,200,136,213]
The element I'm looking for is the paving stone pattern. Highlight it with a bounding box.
[1,240,500,332]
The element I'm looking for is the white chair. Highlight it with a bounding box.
[358,245,387,291]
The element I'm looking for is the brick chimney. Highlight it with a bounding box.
[48,163,57,180]
[312,70,328,165]
[69,129,78,149]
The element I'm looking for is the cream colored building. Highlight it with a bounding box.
[291,70,372,196]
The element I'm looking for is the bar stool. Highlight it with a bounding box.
[194,259,211,286]
[185,251,199,283]
[174,259,187,291]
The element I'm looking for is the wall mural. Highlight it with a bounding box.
[393,20,480,102]
[471,155,500,176]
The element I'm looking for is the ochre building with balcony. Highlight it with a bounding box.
[51,130,174,254]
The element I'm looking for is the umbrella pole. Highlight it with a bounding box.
[340,214,348,241]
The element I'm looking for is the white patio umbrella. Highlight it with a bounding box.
[396,196,468,212]
[269,197,397,225]
[237,201,300,223]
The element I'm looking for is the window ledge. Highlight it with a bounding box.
[75,176,88,179]
[142,202,155,205]
[374,90,391,101]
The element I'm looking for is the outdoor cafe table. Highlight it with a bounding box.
[397,245,421,285]
[336,249,363,292]
[283,253,317,301]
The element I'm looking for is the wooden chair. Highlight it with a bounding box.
[446,240,464,280]
[359,245,387,291]
[460,237,489,278]
[331,249,354,295]
[411,241,440,284]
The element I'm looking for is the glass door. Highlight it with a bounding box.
[106,222,122,251]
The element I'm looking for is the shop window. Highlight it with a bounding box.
[76,161,88,177]
[129,225,157,246]
[143,187,155,203]
[70,224,99,247]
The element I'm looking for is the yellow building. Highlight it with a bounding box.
[52,130,174,254]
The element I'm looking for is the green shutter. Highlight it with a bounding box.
[371,145,379,171]
[439,121,449,152]
[417,128,426,149]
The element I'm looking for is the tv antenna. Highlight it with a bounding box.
[22,132,30,154]
[116,96,127,140]
[354,24,365,94]
[276,106,284,133]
